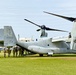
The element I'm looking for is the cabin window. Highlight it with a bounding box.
[47,44,49,46]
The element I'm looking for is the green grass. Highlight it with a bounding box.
[0,52,76,75]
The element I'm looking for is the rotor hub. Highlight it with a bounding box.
[41,25,46,29]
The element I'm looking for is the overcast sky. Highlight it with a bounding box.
[0,0,76,39]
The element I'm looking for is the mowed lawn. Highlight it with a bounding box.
[0,53,76,75]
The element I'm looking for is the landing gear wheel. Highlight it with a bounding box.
[39,54,43,57]
[47,54,53,57]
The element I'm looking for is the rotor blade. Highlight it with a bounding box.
[36,29,41,31]
[45,27,68,32]
[44,11,76,22]
[24,19,41,27]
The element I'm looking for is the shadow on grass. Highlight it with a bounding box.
[1,53,76,58]
[52,54,76,57]
[24,54,76,58]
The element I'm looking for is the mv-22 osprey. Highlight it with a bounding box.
[4,12,76,56]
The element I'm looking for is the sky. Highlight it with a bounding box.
[0,0,76,39]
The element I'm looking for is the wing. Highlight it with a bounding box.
[52,38,69,48]
[52,37,68,43]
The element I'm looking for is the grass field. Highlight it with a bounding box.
[0,52,76,75]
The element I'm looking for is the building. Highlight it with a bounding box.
[19,38,34,42]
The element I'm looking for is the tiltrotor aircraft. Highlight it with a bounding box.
[4,26,68,56]
[4,11,76,56]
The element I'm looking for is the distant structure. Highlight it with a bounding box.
[0,29,4,46]
[0,29,4,41]
[68,32,71,38]
[19,38,34,42]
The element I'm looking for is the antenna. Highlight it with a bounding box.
[18,34,20,41]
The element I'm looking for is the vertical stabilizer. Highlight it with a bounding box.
[4,26,17,47]
[70,22,76,50]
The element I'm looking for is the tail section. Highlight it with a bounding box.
[4,26,17,47]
